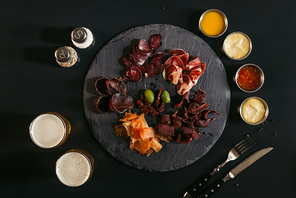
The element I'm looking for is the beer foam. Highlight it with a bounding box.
[56,152,91,187]
[29,113,65,148]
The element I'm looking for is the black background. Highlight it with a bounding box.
[1,0,295,197]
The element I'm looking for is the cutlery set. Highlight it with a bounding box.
[183,137,273,198]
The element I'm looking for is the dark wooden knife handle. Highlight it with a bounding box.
[185,172,212,197]
[197,179,225,198]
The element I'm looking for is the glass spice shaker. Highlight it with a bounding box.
[54,46,79,67]
[71,27,95,49]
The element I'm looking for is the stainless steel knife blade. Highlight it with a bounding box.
[227,147,273,179]
[197,147,273,198]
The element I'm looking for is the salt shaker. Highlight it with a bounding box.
[71,27,95,49]
[54,46,78,67]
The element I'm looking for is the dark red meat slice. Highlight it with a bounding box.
[138,39,152,53]
[151,52,165,74]
[157,124,175,136]
[93,95,111,114]
[181,126,201,141]
[125,66,142,82]
[107,77,127,95]
[93,77,109,96]
[132,45,152,65]
[143,62,158,78]
[189,102,210,114]
[195,116,212,128]
[123,53,135,68]
[161,114,171,124]
[148,34,162,50]
[110,93,134,113]
[202,109,220,120]
[193,89,206,104]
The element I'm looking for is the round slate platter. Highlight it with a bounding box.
[83,24,230,172]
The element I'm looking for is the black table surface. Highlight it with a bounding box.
[1,0,295,198]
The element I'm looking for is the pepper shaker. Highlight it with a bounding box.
[71,27,95,49]
[54,46,79,67]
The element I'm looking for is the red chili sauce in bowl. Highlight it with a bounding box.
[236,64,263,92]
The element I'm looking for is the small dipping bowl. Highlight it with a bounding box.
[199,9,228,38]
[239,96,269,125]
[222,32,252,60]
[234,63,264,93]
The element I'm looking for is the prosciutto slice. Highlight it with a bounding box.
[162,49,206,95]
[163,64,183,85]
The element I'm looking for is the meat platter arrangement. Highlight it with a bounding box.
[83,24,230,171]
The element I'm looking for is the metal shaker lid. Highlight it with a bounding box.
[71,27,87,43]
[55,47,71,62]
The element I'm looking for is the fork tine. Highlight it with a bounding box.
[235,137,250,149]
[239,142,255,155]
[236,138,252,151]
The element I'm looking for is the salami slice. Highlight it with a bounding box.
[125,65,143,82]
[148,34,162,50]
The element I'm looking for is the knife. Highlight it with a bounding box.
[194,147,273,198]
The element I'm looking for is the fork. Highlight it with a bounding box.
[183,137,255,198]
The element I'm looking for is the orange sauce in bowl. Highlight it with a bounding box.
[200,11,225,36]
[238,66,261,91]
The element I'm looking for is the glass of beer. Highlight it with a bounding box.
[29,112,71,148]
[55,149,94,187]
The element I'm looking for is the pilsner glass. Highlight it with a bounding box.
[29,112,71,148]
[55,149,94,187]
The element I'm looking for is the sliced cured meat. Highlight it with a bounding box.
[154,87,164,113]
[189,102,210,114]
[123,53,135,68]
[148,34,162,50]
[189,62,206,84]
[132,45,151,65]
[110,93,134,113]
[125,66,142,82]
[93,95,111,114]
[186,56,201,71]
[161,114,171,124]
[107,77,127,95]
[151,52,165,74]
[169,49,186,56]
[177,74,194,95]
[93,77,109,96]
[169,49,189,66]
[143,62,158,78]
[163,64,183,85]
[138,39,152,53]
[157,124,175,136]
[193,89,206,104]
[202,109,220,120]
[164,56,184,69]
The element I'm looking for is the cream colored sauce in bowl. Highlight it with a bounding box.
[223,32,252,60]
[240,97,269,125]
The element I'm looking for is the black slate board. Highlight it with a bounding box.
[83,24,230,172]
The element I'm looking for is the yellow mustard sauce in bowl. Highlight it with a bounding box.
[199,9,228,38]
